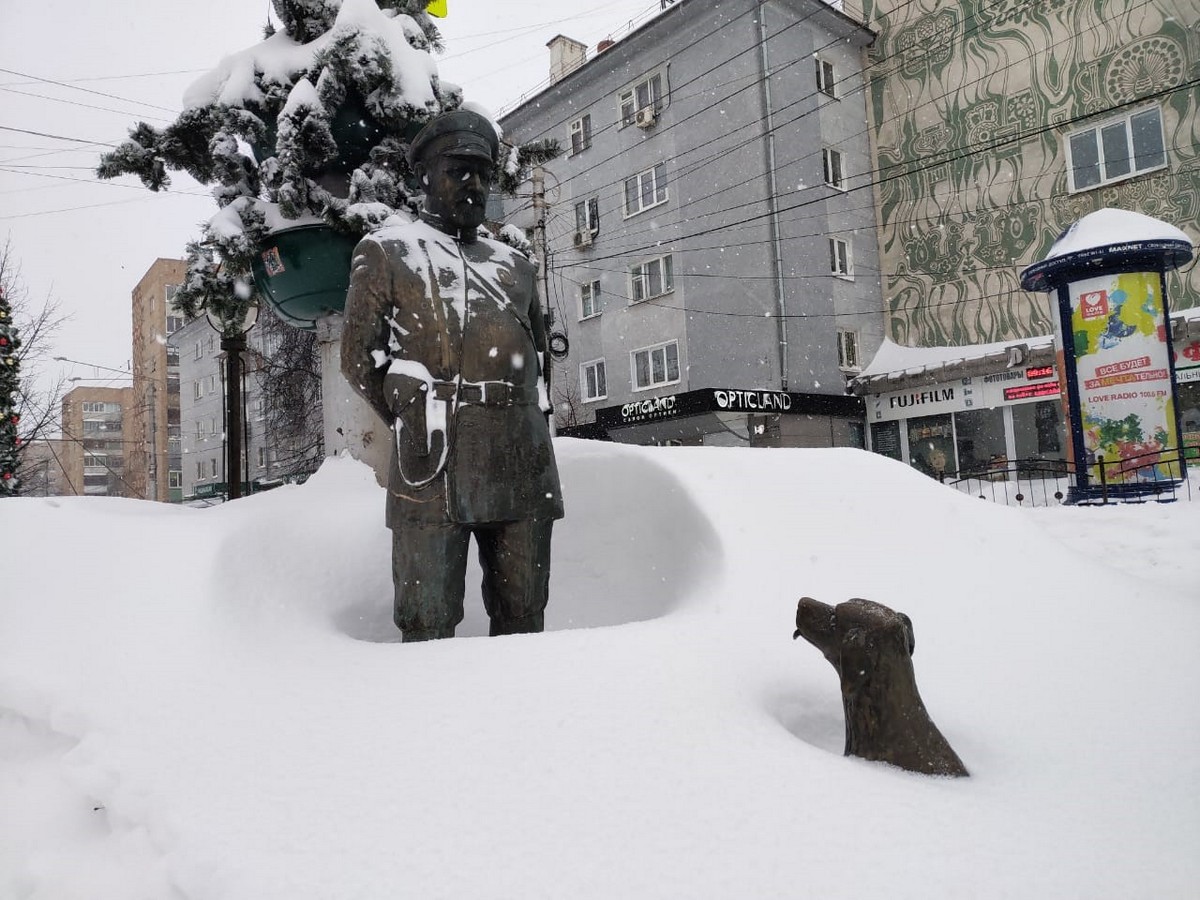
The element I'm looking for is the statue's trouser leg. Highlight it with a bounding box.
[475,519,554,636]
[391,522,470,641]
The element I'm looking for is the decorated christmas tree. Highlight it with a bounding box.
[97,0,554,331]
[0,285,22,496]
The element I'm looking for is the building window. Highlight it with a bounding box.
[210,417,219,436]
[166,314,184,335]
[166,284,181,304]
[624,163,668,216]
[257,446,267,468]
[196,460,204,480]
[823,148,845,189]
[829,238,852,278]
[569,114,592,154]
[1066,105,1165,192]
[166,345,180,366]
[207,335,216,354]
[619,71,664,126]
[816,58,836,98]
[630,254,674,302]
[194,380,203,400]
[580,280,602,319]
[837,328,859,370]
[195,420,204,439]
[580,359,607,402]
[253,397,265,420]
[194,340,203,360]
[206,374,216,394]
[632,340,680,390]
[575,197,599,236]
[168,470,182,489]
[210,458,218,478]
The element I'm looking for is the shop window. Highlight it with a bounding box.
[1012,400,1067,473]
[954,407,1006,476]
[907,414,954,478]
[1179,382,1200,465]
[870,420,901,460]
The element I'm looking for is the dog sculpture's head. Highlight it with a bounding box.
[793,597,915,671]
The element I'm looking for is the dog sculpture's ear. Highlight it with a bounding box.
[899,612,915,656]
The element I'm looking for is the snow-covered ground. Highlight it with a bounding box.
[2,439,1197,899]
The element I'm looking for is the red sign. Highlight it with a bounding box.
[1025,365,1054,380]
[1004,382,1061,401]
[1079,289,1109,320]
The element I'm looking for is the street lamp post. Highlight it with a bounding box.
[221,331,247,500]
[207,305,257,502]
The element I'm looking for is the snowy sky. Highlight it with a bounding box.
[0,0,659,392]
[3,441,1198,896]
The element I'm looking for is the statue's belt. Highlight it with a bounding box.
[428,379,538,408]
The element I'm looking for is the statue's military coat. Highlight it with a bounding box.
[341,219,564,527]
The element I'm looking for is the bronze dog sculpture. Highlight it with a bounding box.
[794,597,968,777]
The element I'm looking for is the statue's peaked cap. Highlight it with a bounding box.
[408,109,500,166]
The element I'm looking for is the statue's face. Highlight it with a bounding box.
[421,151,493,231]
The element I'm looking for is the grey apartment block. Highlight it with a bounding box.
[500,0,883,447]
[170,319,285,502]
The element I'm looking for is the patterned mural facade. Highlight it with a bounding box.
[863,0,1200,346]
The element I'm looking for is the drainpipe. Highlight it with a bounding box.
[757,1,789,391]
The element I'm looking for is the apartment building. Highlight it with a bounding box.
[499,0,882,447]
[59,385,134,497]
[862,0,1199,346]
[853,0,1200,474]
[171,315,315,503]
[127,258,187,501]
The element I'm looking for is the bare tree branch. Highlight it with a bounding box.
[0,236,68,493]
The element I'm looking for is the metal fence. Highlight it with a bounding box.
[942,446,1197,507]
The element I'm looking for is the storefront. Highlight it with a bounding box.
[579,387,865,448]
[1175,308,1200,458]
[853,337,1068,478]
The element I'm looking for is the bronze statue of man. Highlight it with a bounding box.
[341,109,564,642]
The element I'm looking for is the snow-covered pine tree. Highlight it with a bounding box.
[97,0,557,329]
[0,285,22,496]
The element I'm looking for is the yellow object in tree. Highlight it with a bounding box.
[425,0,448,17]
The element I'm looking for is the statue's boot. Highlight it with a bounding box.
[401,625,455,642]
[489,613,543,636]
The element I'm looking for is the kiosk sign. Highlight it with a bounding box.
[1065,271,1178,481]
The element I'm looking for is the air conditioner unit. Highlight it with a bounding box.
[635,106,657,129]
[573,230,593,248]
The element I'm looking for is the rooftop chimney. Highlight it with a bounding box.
[547,35,588,84]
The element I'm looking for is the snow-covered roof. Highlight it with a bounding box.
[857,335,1055,382]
